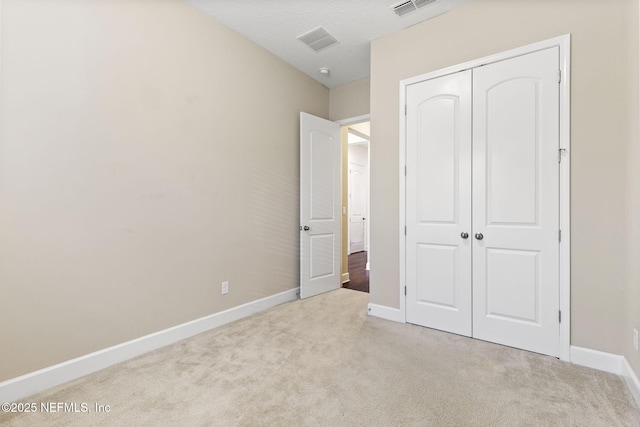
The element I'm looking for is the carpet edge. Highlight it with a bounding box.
[622,357,640,408]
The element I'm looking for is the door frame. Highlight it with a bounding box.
[398,34,571,361]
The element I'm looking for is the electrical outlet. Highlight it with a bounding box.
[634,328,638,352]
[221,281,229,295]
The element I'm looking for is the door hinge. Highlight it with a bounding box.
[559,310,562,323]
[404,165,407,176]
[404,286,407,296]
[404,226,407,236]
[558,148,566,163]
[405,105,407,116]
[558,70,562,83]
[559,229,562,242]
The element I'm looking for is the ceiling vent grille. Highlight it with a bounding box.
[391,0,436,16]
[297,26,338,52]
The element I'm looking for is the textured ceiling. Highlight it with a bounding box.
[186,0,471,88]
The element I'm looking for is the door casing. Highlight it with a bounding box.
[398,34,571,361]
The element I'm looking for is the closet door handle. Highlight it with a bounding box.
[475,233,484,240]
[461,232,469,239]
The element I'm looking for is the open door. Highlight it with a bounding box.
[349,163,367,254]
[300,112,341,299]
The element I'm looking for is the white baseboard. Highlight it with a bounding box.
[0,287,299,403]
[367,303,404,323]
[570,346,624,373]
[341,273,350,284]
[570,346,640,408]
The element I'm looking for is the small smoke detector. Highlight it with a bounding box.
[297,26,338,52]
[391,0,436,17]
[319,67,330,75]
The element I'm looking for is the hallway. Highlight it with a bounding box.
[342,251,368,293]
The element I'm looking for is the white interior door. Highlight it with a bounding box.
[349,163,366,254]
[405,70,473,336]
[472,47,560,356]
[300,112,341,299]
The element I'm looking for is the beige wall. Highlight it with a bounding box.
[329,77,370,122]
[0,0,329,381]
[370,0,638,355]
[624,0,640,378]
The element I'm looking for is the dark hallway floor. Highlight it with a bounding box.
[342,251,369,293]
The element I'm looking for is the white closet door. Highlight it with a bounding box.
[472,47,560,356]
[405,70,473,336]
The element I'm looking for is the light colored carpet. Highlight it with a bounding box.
[2,288,639,426]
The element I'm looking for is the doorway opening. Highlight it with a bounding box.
[341,121,370,293]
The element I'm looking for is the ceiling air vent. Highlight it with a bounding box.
[297,26,338,52]
[391,0,436,17]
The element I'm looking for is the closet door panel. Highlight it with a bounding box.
[485,79,539,226]
[472,47,560,357]
[405,70,472,336]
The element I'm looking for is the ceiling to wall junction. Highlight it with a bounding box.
[186,0,471,88]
